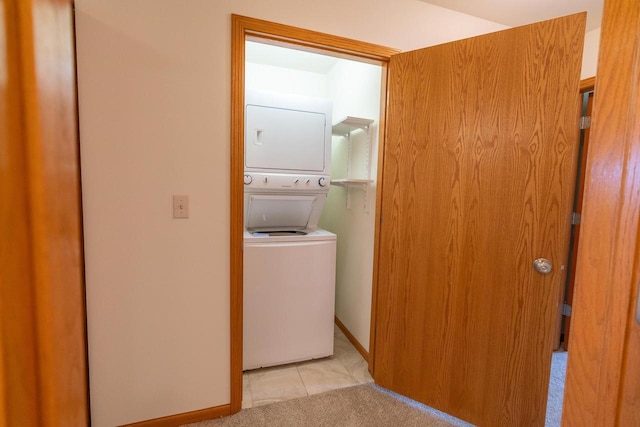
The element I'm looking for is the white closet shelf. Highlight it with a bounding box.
[332,116,375,136]
[330,116,375,212]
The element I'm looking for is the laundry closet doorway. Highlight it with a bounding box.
[230,15,397,414]
[244,40,382,351]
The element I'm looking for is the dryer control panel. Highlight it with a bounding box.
[243,173,330,191]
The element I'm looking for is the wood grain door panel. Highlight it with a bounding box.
[374,13,585,426]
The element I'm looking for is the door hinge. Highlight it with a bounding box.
[562,303,572,317]
[579,116,591,130]
[571,212,582,225]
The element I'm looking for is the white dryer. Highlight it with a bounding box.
[245,89,332,176]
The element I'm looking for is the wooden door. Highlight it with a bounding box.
[374,13,585,426]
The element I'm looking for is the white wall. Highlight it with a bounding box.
[78,1,601,425]
[582,27,601,79]
[246,63,327,97]
[320,60,383,352]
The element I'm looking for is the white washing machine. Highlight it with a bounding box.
[243,229,336,370]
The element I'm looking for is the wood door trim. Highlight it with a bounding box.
[580,76,596,92]
[562,90,594,351]
[1,1,41,423]
[235,15,399,62]
[335,317,369,362]
[1,0,88,425]
[230,14,246,416]
[562,0,640,424]
[120,404,230,427]
[230,14,397,414]
[554,81,595,351]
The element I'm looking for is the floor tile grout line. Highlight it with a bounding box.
[295,364,311,397]
[335,354,358,384]
[243,373,253,408]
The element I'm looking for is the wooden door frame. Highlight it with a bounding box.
[0,0,88,425]
[562,0,640,424]
[557,78,595,351]
[230,14,399,414]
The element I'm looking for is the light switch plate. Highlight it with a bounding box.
[173,195,189,218]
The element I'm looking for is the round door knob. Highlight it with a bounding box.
[243,174,252,185]
[318,177,327,187]
[533,258,553,274]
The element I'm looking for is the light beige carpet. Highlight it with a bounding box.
[182,383,470,427]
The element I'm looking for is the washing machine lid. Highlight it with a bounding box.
[244,228,337,243]
[246,194,318,231]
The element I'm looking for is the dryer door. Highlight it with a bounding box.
[245,105,327,172]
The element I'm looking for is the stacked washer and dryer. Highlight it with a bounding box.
[242,90,336,371]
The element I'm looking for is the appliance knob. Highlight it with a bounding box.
[318,177,327,187]
[243,174,252,185]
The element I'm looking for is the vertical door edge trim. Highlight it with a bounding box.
[229,13,396,414]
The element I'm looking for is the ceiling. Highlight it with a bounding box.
[419,0,603,31]
[246,41,340,74]
[246,1,603,75]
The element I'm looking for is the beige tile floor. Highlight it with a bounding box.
[242,325,373,409]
